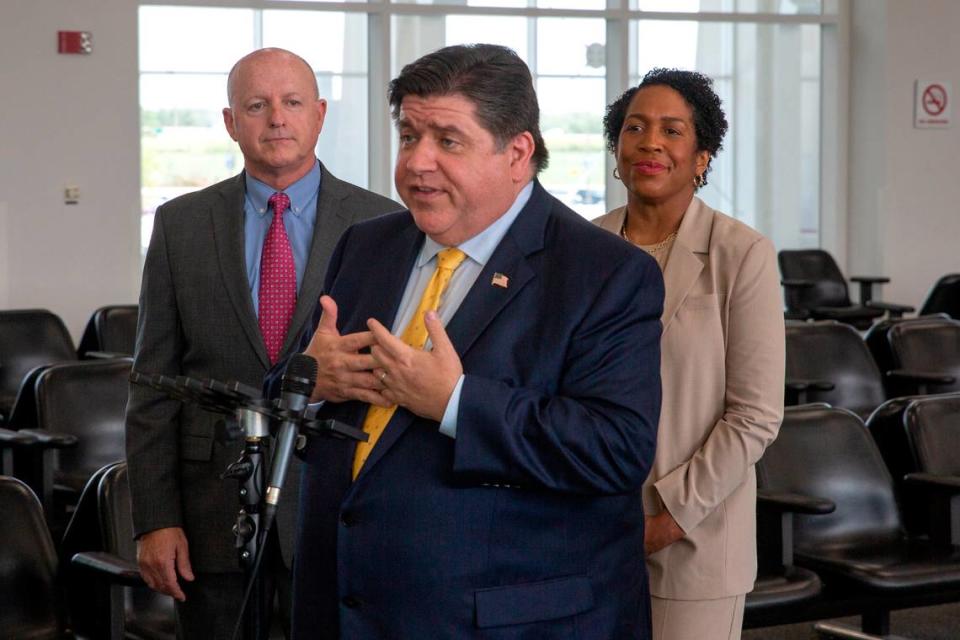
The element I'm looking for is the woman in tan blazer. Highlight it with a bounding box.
[594,69,784,640]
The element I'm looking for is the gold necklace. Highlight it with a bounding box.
[620,219,677,252]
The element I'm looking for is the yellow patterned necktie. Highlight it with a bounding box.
[352,247,468,479]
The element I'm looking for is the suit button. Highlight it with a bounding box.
[342,595,361,609]
[340,511,357,527]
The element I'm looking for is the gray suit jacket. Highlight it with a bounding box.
[125,164,400,572]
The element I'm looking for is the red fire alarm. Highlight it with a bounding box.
[58,31,92,55]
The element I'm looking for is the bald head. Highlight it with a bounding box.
[222,47,327,190]
[227,48,319,108]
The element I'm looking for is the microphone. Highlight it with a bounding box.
[261,353,318,538]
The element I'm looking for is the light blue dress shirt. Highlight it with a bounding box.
[387,181,534,438]
[243,161,321,315]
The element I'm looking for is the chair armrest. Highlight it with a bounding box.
[784,380,835,406]
[850,276,891,284]
[904,472,960,493]
[904,473,960,547]
[756,490,834,570]
[850,276,891,304]
[0,427,37,446]
[71,551,147,588]
[785,379,836,393]
[758,490,836,515]
[16,428,79,448]
[780,279,816,289]
[83,350,128,360]
[865,301,915,314]
[886,369,956,385]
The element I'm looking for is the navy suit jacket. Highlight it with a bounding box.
[287,182,663,639]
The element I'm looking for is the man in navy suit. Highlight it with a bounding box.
[289,43,663,639]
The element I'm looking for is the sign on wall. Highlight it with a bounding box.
[915,80,951,128]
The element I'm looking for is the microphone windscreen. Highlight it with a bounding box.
[281,354,319,397]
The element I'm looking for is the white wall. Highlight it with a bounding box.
[1,0,958,338]
[848,0,960,309]
[0,0,141,340]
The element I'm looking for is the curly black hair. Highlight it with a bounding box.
[603,68,728,187]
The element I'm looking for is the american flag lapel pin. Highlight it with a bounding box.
[491,272,510,288]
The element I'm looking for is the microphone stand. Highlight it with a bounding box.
[130,372,367,640]
[222,399,273,640]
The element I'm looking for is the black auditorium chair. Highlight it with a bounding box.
[758,404,960,638]
[778,249,913,329]
[886,316,960,396]
[0,475,68,639]
[66,462,175,640]
[744,483,834,629]
[919,273,960,318]
[903,394,960,547]
[784,321,885,418]
[864,394,960,538]
[77,304,139,359]
[0,308,77,422]
[13,358,131,537]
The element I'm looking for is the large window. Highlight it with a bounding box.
[139,1,839,252]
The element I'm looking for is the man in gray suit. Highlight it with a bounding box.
[125,48,399,639]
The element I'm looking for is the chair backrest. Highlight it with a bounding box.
[97,462,137,562]
[62,462,175,639]
[778,249,851,311]
[757,405,902,550]
[785,321,885,417]
[77,305,139,357]
[888,317,960,394]
[919,273,960,318]
[905,394,960,476]
[96,462,176,637]
[865,394,945,536]
[0,476,62,638]
[34,359,132,492]
[0,309,76,414]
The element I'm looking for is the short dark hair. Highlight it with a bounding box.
[388,43,549,174]
[603,68,728,187]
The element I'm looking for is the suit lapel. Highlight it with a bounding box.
[352,182,550,485]
[661,197,713,334]
[211,173,270,367]
[445,233,535,357]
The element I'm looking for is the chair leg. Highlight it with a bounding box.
[863,609,890,635]
[109,583,125,640]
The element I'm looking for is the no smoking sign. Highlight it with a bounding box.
[915,80,952,128]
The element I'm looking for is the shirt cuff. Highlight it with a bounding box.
[438,374,465,439]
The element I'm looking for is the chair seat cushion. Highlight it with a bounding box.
[746,566,822,612]
[798,541,960,591]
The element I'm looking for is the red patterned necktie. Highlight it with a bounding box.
[259,192,296,364]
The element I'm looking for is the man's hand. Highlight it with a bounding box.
[137,526,194,601]
[368,310,462,421]
[644,510,685,556]
[304,295,389,406]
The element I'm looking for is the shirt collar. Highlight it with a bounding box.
[244,160,322,218]
[418,181,534,268]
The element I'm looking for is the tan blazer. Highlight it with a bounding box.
[594,197,784,599]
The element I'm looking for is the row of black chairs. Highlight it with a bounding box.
[779,249,960,329]
[8,399,960,639]
[744,397,960,638]
[0,305,138,423]
[786,315,960,419]
[1,462,174,639]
